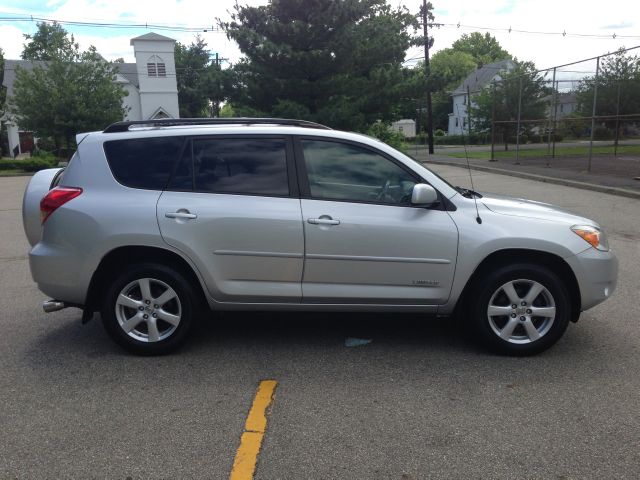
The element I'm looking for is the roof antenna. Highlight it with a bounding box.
[455,102,482,224]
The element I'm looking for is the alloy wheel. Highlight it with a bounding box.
[486,279,556,344]
[114,277,182,343]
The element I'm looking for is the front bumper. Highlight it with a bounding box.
[565,247,618,312]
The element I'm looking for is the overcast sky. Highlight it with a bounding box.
[1,0,638,76]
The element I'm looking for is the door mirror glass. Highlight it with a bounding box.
[411,184,438,206]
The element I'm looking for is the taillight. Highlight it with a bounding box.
[40,187,83,224]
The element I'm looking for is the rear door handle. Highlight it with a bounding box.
[165,211,197,219]
[307,216,340,226]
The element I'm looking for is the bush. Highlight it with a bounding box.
[31,150,58,161]
[366,122,406,152]
[0,157,58,172]
[433,133,490,145]
[35,136,57,153]
[434,129,445,136]
[592,126,613,141]
[506,135,528,144]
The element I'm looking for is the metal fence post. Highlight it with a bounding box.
[491,81,496,161]
[466,84,472,138]
[614,80,621,157]
[588,56,600,172]
[552,78,558,159]
[547,68,557,166]
[515,76,523,164]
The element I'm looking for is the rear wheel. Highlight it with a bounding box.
[101,264,196,355]
[471,263,571,356]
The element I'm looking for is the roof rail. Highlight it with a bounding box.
[103,117,332,133]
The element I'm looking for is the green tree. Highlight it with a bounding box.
[12,27,126,155]
[576,49,640,135]
[430,49,477,90]
[221,0,418,131]
[175,35,235,118]
[430,49,477,130]
[175,36,211,117]
[21,21,78,61]
[452,32,511,67]
[0,47,8,156]
[0,47,6,112]
[471,61,547,150]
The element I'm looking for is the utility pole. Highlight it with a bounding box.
[211,53,229,117]
[422,0,434,154]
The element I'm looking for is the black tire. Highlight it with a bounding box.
[470,263,571,356]
[101,263,197,355]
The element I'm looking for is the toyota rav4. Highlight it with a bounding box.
[22,118,618,355]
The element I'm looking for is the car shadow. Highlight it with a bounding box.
[23,308,610,387]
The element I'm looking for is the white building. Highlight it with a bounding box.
[2,32,179,157]
[390,119,416,138]
[544,92,577,120]
[448,59,515,136]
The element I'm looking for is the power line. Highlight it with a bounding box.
[0,13,223,33]
[439,22,640,40]
[3,13,640,40]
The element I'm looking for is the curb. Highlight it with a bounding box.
[422,160,640,200]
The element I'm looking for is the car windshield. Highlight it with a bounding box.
[403,151,457,191]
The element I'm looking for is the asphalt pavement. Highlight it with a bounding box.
[0,168,639,479]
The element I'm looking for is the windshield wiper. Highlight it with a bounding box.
[455,186,483,199]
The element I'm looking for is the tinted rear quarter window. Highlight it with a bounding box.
[104,137,185,189]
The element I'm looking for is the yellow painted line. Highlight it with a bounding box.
[229,380,278,480]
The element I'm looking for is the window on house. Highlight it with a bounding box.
[560,104,564,113]
[455,118,459,127]
[147,55,166,77]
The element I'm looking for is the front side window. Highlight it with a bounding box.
[301,140,417,205]
[168,138,289,196]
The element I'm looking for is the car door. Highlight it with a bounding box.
[296,138,458,304]
[157,136,304,303]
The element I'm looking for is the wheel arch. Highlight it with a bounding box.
[456,248,581,323]
[84,245,209,316]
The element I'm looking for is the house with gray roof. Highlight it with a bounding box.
[448,59,515,136]
[2,32,179,157]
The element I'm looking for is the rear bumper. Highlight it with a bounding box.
[29,242,87,305]
[565,247,618,311]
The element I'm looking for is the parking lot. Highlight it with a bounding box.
[1,165,639,479]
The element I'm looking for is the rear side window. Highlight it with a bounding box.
[104,137,185,190]
[168,138,289,196]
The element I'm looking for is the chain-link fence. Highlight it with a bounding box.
[457,47,640,180]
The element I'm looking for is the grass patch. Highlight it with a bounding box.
[444,144,640,160]
[0,169,33,176]
[0,156,60,173]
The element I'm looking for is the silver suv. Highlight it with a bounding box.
[22,118,618,355]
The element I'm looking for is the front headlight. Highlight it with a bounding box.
[571,225,610,251]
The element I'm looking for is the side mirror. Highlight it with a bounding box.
[411,183,439,206]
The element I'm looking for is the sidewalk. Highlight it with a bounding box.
[412,149,640,199]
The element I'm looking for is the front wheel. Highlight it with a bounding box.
[101,264,196,355]
[471,264,571,356]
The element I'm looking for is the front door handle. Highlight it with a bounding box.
[307,216,340,226]
[165,211,197,220]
